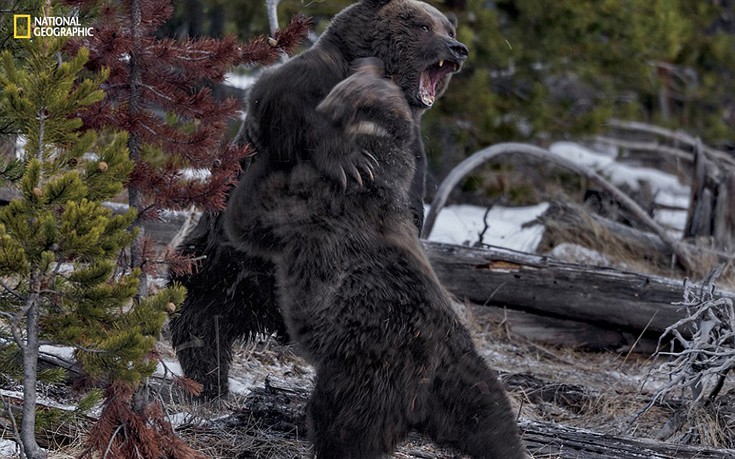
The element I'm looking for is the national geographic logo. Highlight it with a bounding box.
[13,15,94,39]
[13,14,31,38]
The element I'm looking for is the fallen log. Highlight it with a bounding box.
[423,241,735,336]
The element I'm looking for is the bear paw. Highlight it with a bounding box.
[313,147,379,189]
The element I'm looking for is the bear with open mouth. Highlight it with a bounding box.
[222,2,528,456]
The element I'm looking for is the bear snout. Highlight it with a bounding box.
[446,38,469,63]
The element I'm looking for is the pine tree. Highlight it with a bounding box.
[67,0,309,296]
[0,30,133,459]
[0,8,196,458]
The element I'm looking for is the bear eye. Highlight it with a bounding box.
[420,24,430,32]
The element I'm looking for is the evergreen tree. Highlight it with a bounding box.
[0,11,194,459]
[0,32,125,459]
[67,0,309,296]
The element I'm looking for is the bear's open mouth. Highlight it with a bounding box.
[419,60,460,107]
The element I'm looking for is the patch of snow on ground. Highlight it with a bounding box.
[654,209,689,238]
[427,203,548,252]
[224,72,257,90]
[38,345,75,361]
[0,389,76,412]
[0,439,18,458]
[550,142,689,197]
[606,163,689,197]
[155,359,183,378]
[180,168,212,181]
[549,141,616,168]
[653,192,689,209]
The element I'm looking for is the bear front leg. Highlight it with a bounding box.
[313,58,414,189]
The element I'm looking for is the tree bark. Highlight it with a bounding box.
[20,271,47,459]
[128,0,147,298]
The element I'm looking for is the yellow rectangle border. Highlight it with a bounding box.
[14,15,32,39]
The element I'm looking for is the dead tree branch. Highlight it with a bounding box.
[421,142,707,272]
[266,0,280,35]
[647,279,735,406]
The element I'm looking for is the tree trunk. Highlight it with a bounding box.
[128,0,147,298]
[684,141,735,253]
[21,272,47,459]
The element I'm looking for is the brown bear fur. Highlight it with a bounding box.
[224,56,527,458]
[169,0,468,398]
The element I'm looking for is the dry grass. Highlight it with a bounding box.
[541,202,735,290]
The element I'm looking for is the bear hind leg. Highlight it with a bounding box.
[419,352,528,459]
[170,214,283,398]
[308,363,408,459]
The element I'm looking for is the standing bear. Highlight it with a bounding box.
[224,55,527,457]
[170,0,468,398]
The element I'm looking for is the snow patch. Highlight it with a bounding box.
[38,345,75,361]
[549,142,689,197]
[180,168,212,181]
[655,193,689,209]
[426,203,548,252]
[0,389,76,412]
[0,439,18,458]
[155,359,183,378]
[549,141,616,168]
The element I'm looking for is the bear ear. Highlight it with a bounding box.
[446,12,458,28]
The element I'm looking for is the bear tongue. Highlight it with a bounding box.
[419,71,437,107]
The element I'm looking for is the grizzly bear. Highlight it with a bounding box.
[170,0,465,398]
[223,56,527,458]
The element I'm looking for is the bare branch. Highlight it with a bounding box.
[266,0,281,36]
[421,142,714,272]
[2,394,24,459]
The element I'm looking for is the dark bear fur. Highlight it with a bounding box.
[170,0,469,398]
[224,59,527,458]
